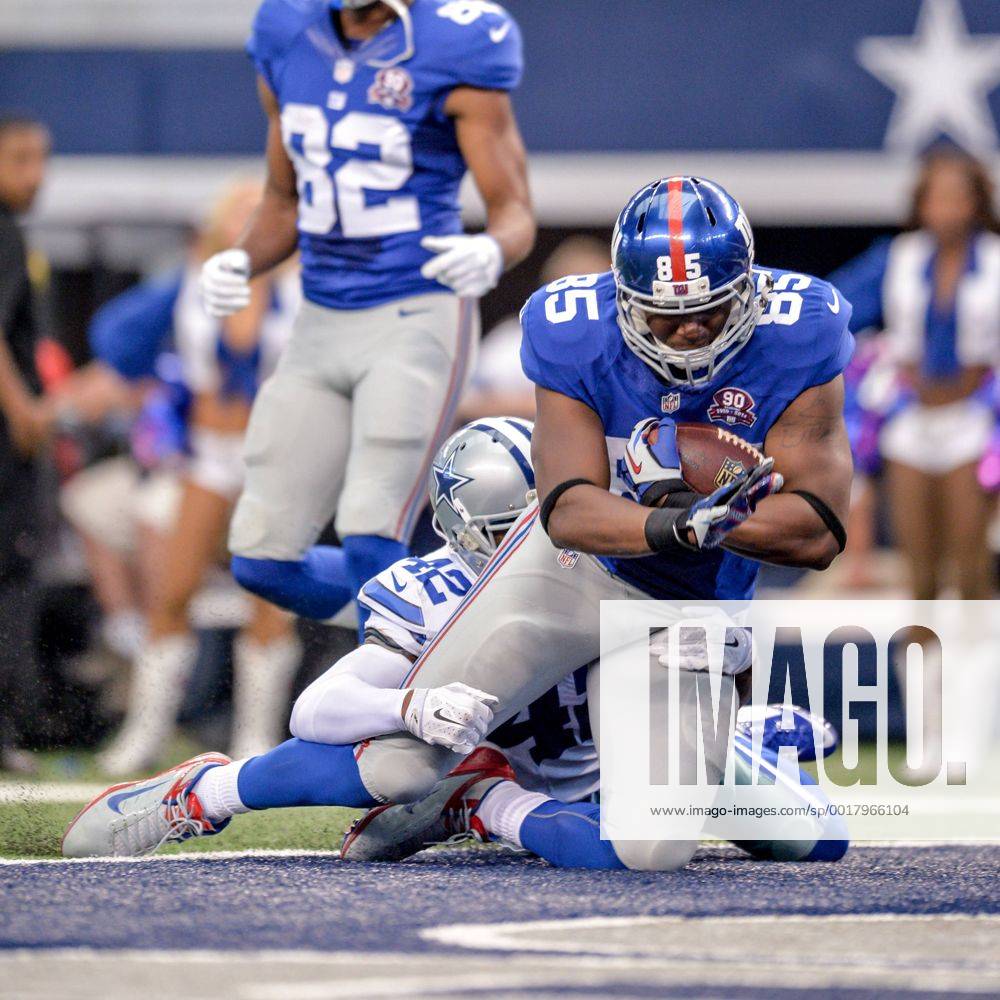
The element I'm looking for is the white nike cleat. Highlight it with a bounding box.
[61,752,231,858]
[340,746,515,863]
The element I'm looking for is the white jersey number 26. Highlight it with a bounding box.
[281,105,421,239]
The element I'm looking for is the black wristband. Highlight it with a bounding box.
[638,477,690,508]
[644,507,698,553]
[792,489,847,553]
[540,478,594,534]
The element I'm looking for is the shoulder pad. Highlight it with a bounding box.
[358,561,430,635]
[429,1,523,91]
[247,0,320,90]
[758,269,855,383]
[519,272,616,399]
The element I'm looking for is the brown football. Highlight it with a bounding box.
[675,423,766,495]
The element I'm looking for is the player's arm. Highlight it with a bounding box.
[535,387,656,555]
[289,642,415,746]
[721,376,852,569]
[200,77,299,318]
[239,78,300,276]
[290,634,498,754]
[421,88,534,297]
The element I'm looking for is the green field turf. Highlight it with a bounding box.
[0,743,361,859]
[0,799,360,859]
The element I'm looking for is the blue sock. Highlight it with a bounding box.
[342,535,408,640]
[231,547,353,620]
[517,800,626,870]
[236,739,377,810]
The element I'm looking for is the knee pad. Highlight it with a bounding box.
[231,555,277,598]
[356,737,451,804]
[612,838,697,872]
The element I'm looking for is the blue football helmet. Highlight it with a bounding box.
[328,0,414,66]
[612,176,769,387]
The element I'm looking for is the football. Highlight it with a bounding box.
[675,423,766,495]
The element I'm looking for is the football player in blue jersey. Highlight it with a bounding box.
[341,175,856,870]
[200,1,535,631]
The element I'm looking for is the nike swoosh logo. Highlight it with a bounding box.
[389,572,406,594]
[826,289,840,314]
[626,453,642,475]
[399,308,431,318]
[725,638,740,648]
[107,777,172,815]
[433,707,465,727]
[489,22,512,43]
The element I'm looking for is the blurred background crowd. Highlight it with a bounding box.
[1,0,999,776]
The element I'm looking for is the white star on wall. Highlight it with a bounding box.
[858,0,1000,154]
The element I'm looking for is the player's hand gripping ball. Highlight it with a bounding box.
[622,417,685,504]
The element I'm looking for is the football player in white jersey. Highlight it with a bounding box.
[63,419,845,866]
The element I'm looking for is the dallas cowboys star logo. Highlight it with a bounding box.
[431,452,474,515]
[858,0,1000,154]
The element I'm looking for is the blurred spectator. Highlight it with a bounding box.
[0,115,52,773]
[60,180,303,776]
[831,147,1000,600]
[458,236,610,422]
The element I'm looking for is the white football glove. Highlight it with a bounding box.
[650,622,753,676]
[420,234,503,298]
[403,681,500,755]
[200,249,252,318]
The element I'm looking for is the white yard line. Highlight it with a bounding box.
[0,782,106,804]
[0,848,342,865]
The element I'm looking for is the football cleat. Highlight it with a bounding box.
[61,752,231,858]
[340,746,515,862]
[736,704,838,761]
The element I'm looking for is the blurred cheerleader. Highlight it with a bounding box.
[832,148,1000,600]
[77,181,303,776]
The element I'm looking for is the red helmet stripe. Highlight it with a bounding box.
[667,176,686,285]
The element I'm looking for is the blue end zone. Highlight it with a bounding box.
[2,846,997,952]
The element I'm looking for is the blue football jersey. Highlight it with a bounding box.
[247,0,522,310]
[520,269,855,600]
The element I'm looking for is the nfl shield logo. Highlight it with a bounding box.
[661,393,681,414]
[714,456,748,488]
[334,59,355,85]
[557,549,580,569]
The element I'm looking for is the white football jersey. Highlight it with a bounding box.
[358,545,599,803]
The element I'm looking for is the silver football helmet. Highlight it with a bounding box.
[429,417,535,574]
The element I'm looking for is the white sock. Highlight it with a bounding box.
[99,633,198,774]
[229,634,302,759]
[120,633,197,739]
[193,758,252,823]
[101,609,146,660]
[474,780,551,849]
